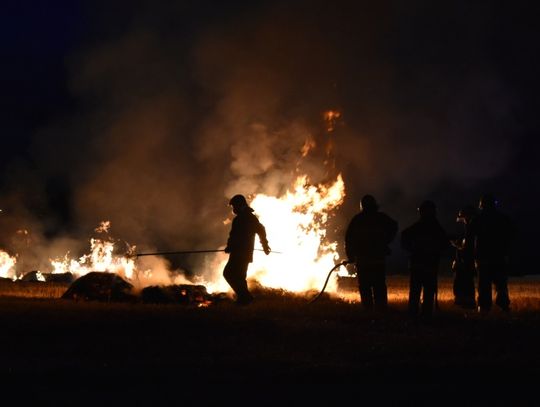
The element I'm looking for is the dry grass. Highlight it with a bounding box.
[334,273,540,311]
[2,273,540,310]
[0,280,70,298]
[1,274,540,404]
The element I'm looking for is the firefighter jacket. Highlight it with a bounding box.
[469,208,514,262]
[345,211,398,262]
[401,217,450,266]
[225,207,269,263]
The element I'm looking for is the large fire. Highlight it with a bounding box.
[202,173,346,294]
[1,111,350,298]
[1,170,347,295]
[0,172,347,296]
[48,221,136,281]
[59,173,345,296]
[251,174,345,292]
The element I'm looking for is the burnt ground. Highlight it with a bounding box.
[1,278,540,405]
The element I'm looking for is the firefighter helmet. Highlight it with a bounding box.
[229,194,248,208]
[360,194,379,212]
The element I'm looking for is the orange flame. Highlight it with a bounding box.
[204,174,345,294]
[323,110,342,132]
[301,138,316,157]
[50,223,135,280]
[0,250,17,280]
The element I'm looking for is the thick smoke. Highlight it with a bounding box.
[0,1,521,278]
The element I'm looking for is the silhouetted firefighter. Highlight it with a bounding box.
[345,194,398,311]
[401,200,450,322]
[468,194,515,314]
[450,205,477,309]
[224,194,271,305]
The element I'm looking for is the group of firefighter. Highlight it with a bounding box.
[223,193,515,320]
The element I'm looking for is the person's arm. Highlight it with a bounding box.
[256,220,271,255]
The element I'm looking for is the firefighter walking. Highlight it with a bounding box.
[223,194,271,305]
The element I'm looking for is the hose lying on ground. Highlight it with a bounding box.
[309,260,352,304]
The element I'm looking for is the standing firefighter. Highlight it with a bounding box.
[345,194,398,311]
[224,194,271,305]
[468,194,514,314]
[401,200,450,321]
[450,205,477,309]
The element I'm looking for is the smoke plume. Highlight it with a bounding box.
[0,1,521,279]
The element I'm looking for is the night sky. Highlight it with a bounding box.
[1,0,539,275]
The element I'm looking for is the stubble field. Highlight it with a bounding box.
[1,273,539,405]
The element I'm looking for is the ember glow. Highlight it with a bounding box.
[204,174,346,294]
[323,110,342,132]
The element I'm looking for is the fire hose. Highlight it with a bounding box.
[131,248,282,257]
[309,260,352,304]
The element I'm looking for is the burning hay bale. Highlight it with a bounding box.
[61,271,136,302]
[20,271,75,284]
[20,271,44,282]
[44,272,74,283]
[140,284,213,305]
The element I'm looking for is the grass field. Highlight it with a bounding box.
[1,274,539,405]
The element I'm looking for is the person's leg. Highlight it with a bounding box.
[408,267,421,318]
[223,260,238,294]
[372,263,388,311]
[476,262,493,313]
[223,257,252,303]
[462,263,477,308]
[421,267,437,319]
[356,267,374,311]
[493,262,510,311]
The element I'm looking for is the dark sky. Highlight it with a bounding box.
[1,0,539,274]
